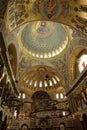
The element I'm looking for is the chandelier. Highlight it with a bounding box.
[30,99,71,119]
[1,96,23,107]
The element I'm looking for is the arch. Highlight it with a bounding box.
[31,90,50,100]
[31,91,50,112]
[69,47,87,85]
[21,124,28,130]
[39,119,49,127]
[8,44,17,78]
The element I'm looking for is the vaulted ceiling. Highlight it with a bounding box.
[0,0,87,95]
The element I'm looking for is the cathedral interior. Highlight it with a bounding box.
[0,0,87,130]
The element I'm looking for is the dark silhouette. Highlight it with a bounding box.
[82,113,87,130]
[59,122,66,130]
[1,115,7,130]
[0,111,3,130]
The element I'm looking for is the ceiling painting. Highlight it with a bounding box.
[1,0,87,92]
[19,65,65,91]
[5,0,87,35]
[16,25,87,90]
[18,21,71,59]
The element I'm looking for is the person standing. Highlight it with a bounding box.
[82,113,87,130]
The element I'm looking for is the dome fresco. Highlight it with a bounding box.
[19,65,65,90]
[18,21,70,59]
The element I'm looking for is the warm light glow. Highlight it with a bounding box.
[78,12,87,20]
[18,93,21,99]
[56,93,59,99]
[14,110,17,118]
[56,93,64,99]
[40,54,43,58]
[34,81,37,87]
[44,53,48,58]
[39,81,42,87]
[60,93,64,99]
[36,53,39,57]
[48,53,52,58]
[26,79,29,84]
[29,80,33,85]
[49,80,53,86]
[52,51,56,57]
[55,75,60,82]
[78,0,87,5]
[52,78,57,84]
[44,81,48,87]
[55,49,59,55]
[63,111,66,116]
[22,93,26,99]
[32,52,35,56]
[64,96,67,99]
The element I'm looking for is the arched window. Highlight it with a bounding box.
[56,93,64,99]
[78,54,87,73]
[56,93,59,99]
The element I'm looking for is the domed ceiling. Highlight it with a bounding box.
[1,0,87,93]
[19,65,65,91]
[18,21,71,59]
[16,21,73,91]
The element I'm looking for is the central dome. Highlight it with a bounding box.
[18,21,70,58]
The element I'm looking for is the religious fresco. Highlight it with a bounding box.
[18,56,32,78]
[2,0,87,92]
[40,0,70,19]
[16,24,87,90]
[6,0,70,30]
[18,21,70,59]
[19,64,64,91]
[69,84,87,113]
[40,0,62,19]
[6,0,30,30]
[50,53,68,86]
[5,0,87,36]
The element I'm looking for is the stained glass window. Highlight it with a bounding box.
[78,54,87,73]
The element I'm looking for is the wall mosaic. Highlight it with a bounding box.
[50,53,69,86]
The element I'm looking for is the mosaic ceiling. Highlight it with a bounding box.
[18,21,71,59]
[2,0,87,91]
[19,65,65,91]
[6,0,87,36]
